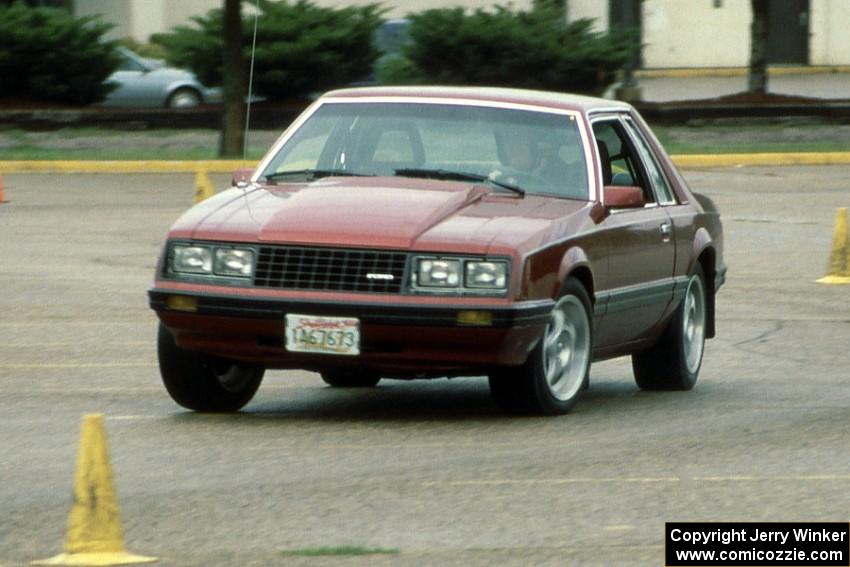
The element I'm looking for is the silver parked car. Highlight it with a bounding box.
[99,47,222,108]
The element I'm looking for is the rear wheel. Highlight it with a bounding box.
[489,279,592,415]
[320,369,381,388]
[157,323,264,412]
[633,264,707,390]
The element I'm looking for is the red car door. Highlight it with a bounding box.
[591,116,678,349]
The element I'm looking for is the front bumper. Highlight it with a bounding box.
[149,288,554,374]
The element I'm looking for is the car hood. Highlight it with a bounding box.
[173,176,591,256]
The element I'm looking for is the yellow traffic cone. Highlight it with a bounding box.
[33,414,157,566]
[817,207,850,285]
[194,170,215,203]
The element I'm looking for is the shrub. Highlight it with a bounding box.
[379,4,638,95]
[153,0,384,101]
[0,2,118,105]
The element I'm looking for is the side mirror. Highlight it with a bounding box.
[603,185,646,209]
[231,167,254,187]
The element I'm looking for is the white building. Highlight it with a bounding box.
[72,0,850,68]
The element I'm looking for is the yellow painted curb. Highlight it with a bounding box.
[638,65,850,79]
[671,152,850,168]
[33,414,157,566]
[2,153,850,174]
[0,160,256,174]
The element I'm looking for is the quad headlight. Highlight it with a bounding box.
[417,259,462,287]
[169,243,255,279]
[412,256,509,294]
[214,248,255,277]
[171,245,213,275]
[465,261,508,289]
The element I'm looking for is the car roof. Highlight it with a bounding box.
[322,86,633,115]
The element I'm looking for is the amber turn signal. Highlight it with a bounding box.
[166,295,198,312]
[456,310,493,326]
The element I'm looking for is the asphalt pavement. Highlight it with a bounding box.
[1,168,849,566]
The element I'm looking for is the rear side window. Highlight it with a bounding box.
[592,116,680,206]
[623,119,676,205]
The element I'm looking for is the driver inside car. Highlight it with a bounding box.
[493,125,575,194]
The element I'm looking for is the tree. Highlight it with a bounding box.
[0,2,118,105]
[219,0,244,158]
[532,0,566,21]
[153,1,382,102]
[748,0,768,94]
[379,4,637,96]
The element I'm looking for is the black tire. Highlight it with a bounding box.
[157,323,264,412]
[166,87,201,109]
[320,369,381,388]
[633,264,707,390]
[489,278,593,415]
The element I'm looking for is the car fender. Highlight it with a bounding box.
[520,244,594,303]
[556,246,595,303]
[690,226,716,275]
[164,79,203,100]
[690,226,718,338]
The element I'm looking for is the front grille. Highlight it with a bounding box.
[254,245,408,294]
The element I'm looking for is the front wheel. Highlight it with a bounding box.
[157,324,264,412]
[489,279,592,415]
[166,88,201,109]
[633,264,707,390]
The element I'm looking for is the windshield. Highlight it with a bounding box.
[259,101,590,199]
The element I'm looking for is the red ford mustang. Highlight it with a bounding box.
[149,86,725,415]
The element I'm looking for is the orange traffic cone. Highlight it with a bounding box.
[0,174,8,204]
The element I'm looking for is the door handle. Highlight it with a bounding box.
[660,222,673,241]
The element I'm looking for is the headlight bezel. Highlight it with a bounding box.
[410,255,510,296]
[166,241,257,283]
[213,247,256,277]
[465,260,509,290]
[171,244,213,275]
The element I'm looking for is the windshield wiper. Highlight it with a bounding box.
[262,169,374,182]
[393,168,525,196]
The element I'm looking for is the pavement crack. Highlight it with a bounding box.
[731,319,784,347]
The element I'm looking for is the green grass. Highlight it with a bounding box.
[279,546,400,557]
[654,137,848,155]
[651,122,850,155]
[0,146,229,161]
[0,127,273,161]
[1,123,847,161]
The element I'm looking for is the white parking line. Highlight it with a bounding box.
[108,415,160,421]
[422,474,850,487]
[0,362,154,369]
[422,477,680,487]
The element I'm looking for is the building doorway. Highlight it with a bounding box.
[609,0,642,67]
[767,0,809,64]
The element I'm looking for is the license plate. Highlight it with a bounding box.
[285,314,360,356]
